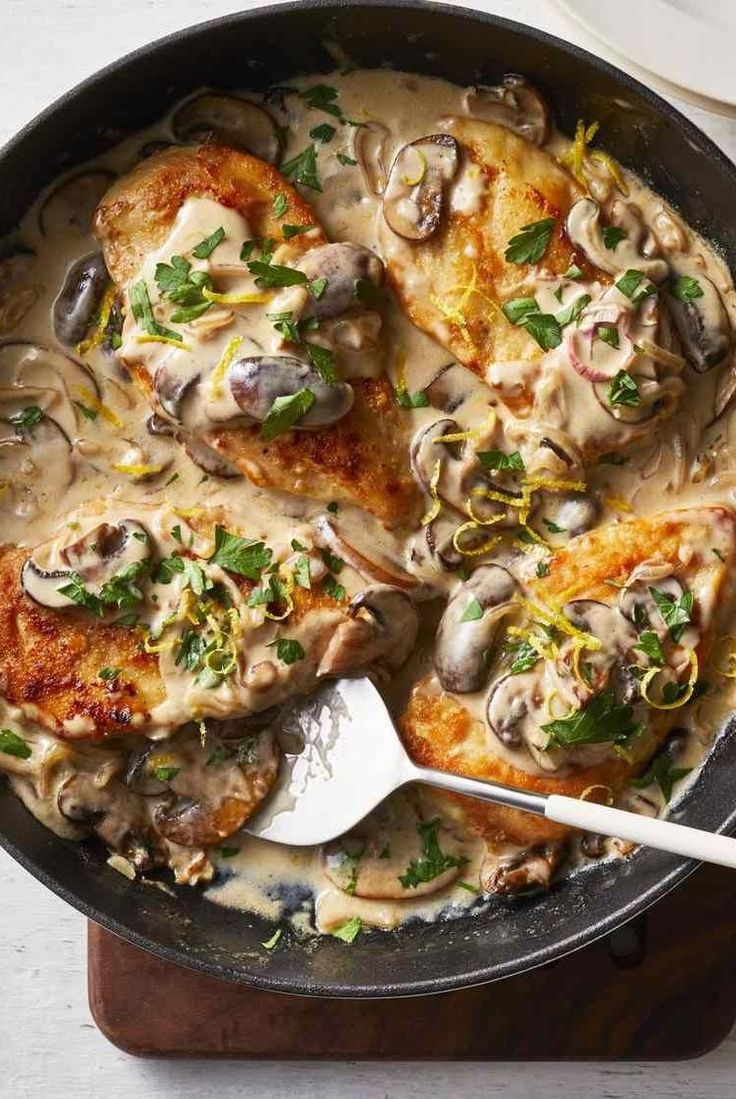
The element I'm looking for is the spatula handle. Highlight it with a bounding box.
[545,795,736,870]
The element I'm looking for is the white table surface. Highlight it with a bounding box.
[2,0,736,1095]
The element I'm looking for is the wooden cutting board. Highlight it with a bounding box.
[88,862,736,1060]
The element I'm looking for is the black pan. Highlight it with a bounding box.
[1,0,736,998]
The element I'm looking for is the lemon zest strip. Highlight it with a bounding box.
[202,288,271,306]
[76,386,123,429]
[640,649,698,710]
[136,334,190,351]
[209,335,243,398]
[421,458,443,527]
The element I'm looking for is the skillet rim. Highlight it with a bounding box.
[1,0,735,998]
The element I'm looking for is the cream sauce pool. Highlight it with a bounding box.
[1,68,736,938]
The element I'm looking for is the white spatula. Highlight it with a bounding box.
[246,676,736,868]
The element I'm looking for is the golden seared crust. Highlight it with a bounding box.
[381,119,594,375]
[0,546,164,739]
[400,506,736,847]
[96,147,420,528]
[94,143,324,286]
[207,376,422,529]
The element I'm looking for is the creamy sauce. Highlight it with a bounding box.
[1,68,736,939]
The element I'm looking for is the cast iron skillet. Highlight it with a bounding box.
[1,0,736,998]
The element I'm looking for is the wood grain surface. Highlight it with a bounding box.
[88,864,736,1061]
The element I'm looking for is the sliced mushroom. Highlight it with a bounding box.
[318,585,419,677]
[229,355,354,429]
[486,669,546,750]
[296,242,384,322]
[53,252,109,347]
[314,514,419,591]
[424,361,491,414]
[666,262,731,373]
[411,417,459,490]
[1,339,101,439]
[39,169,114,238]
[172,93,281,164]
[20,557,80,610]
[182,434,241,478]
[0,393,74,509]
[462,75,550,145]
[354,120,391,195]
[153,728,279,847]
[435,565,517,693]
[57,772,158,870]
[481,842,564,895]
[62,518,150,580]
[562,599,635,687]
[383,135,459,241]
[154,362,200,420]
[566,198,668,282]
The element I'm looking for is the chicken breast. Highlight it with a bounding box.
[94,144,421,528]
[400,506,736,850]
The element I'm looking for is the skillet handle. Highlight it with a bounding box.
[546,795,736,870]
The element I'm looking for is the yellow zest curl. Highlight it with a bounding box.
[76,386,123,429]
[75,284,117,356]
[602,495,633,513]
[112,462,163,477]
[209,335,243,398]
[136,334,190,351]
[451,520,502,557]
[640,649,699,710]
[421,458,443,527]
[401,148,427,187]
[202,288,271,306]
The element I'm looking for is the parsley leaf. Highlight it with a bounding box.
[542,518,566,534]
[331,916,363,943]
[634,630,664,665]
[272,193,288,218]
[632,752,692,803]
[209,527,272,579]
[597,324,620,349]
[563,264,584,280]
[269,637,305,665]
[460,596,484,623]
[98,666,121,681]
[477,450,525,473]
[293,554,311,589]
[556,293,591,328]
[337,153,357,166]
[320,548,344,574]
[649,586,694,643]
[281,144,321,192]
[524,313,562,351]
[506,639,539,675]
[130,279,182,342]
[300,83,342,118]
[305,343,338,384]
[505,217,556,265]
[398,818,468,889]
[608,370,641,408]
[670,274,703,303]
[615,269,656,305]
[394,383,429,409]
[310,122,336,143]
[6,405,43,433]
[0,729,31,760]
[191,226,225,259]
[152,764,180,783]
[502,297,540,326]
[536,561,550,578]
[260,388,316,441]
[247,260,308,289]
[602,226,627,250]
[542,690,639,748]
[282,223,314,240]
[322,574,346,601]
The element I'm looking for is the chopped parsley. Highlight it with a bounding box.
[502,296,540,326]
[305,342,338,384]
[247,260,308,289]
[269,637,305,665]
[130,279,182,341]
[310,122,336,143]
[634,630,665,665]
[615,269,656,305]
[152,764,180,783]
[0,729,31,760]
[6,405,43,433]
[505,638,540,675]
[260,388,316,441]
[326,501,339,514]
[524,312,562,351]
[460,595,484,623]
[322,573,346,602]
[191,226,225,259]
[649,586,694,644]
[240,237,275,263]
[670,274,703,303]
[281,144,322,192]
[175,629,207,672]
[98,666,121,681]
[299,83,343,118]
[282,223,315,240]
[632,752,692,803]
[272,193,288,218]
[478,450,524,473]
[536,561,550,578]
[597,324,620,349]
[398,818,468,889]
[608,370,641,408]
[542,690,639,748]
[505,217,556,266]
[394,382,429,409]
[209,527,272,579]
[320,549,344,574]
[542,518,566,534]
[292,554,311,589]
[555,293,591,328]
[563,264,583,280]
[262,928,282,951]
[74,400,98,422]
[337,153,357,166]
[331,917,363,943]
[602,226,627,250]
